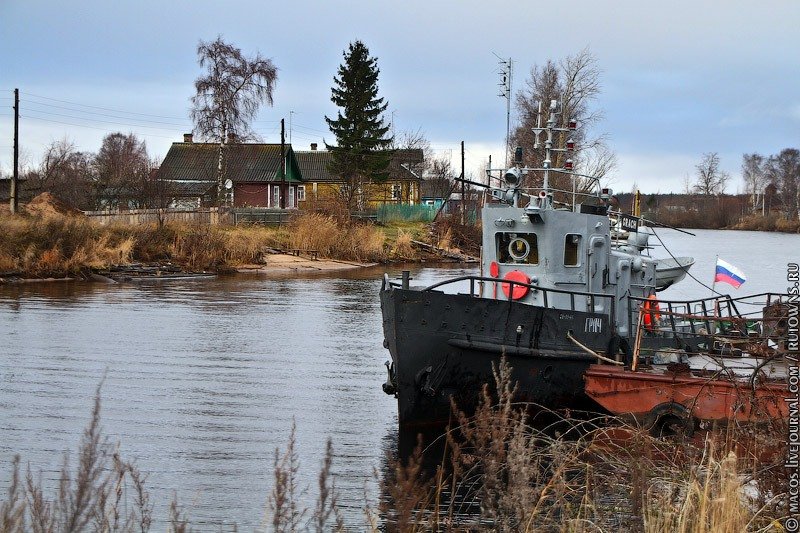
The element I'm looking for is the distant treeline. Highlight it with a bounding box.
[614,192,800,232]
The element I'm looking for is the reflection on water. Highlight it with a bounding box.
[1,228,797,529]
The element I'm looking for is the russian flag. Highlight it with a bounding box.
[715,258,746,289]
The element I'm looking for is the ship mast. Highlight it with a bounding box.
[531,99,577,208]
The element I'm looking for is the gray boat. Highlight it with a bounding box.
[654,256,695,291]
[378,100,785,429]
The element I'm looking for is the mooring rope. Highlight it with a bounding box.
[566,331,624,366]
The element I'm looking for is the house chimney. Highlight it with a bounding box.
[228,132,238,143]
[183,133,193,143]
[310,143,317,151]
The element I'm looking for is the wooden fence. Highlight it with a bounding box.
[231,209,295,226]
[84,207,221,226]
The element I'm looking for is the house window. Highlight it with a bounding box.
[391,184,402,201]
[289,186,296,208]
[297,185,306,202]
[272,185,280,208]
[564,234,582,266]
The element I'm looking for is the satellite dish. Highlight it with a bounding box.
[224,179,233,190]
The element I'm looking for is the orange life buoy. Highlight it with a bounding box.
[501,270,530,300]
[642,294,661,332]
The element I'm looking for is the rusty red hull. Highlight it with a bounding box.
[584,365,788,424]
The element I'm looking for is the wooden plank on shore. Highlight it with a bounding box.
[410,240,478,262]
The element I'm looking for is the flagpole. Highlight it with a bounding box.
[711,254,718,298]
[711,255,721,334]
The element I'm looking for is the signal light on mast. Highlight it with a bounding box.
[564,159,574,170]
[566,138,575,151]
[568,119,577,130]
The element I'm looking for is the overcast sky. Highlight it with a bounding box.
[2,0,798,193]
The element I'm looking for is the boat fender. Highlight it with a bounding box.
[642,295,661,332]
[644,402,695,437]
[382,361,397,396]
[501,270,530,300]
[607,335,632,366]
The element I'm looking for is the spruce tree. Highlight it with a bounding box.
[325,41,393,209]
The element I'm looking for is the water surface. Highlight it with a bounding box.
[1,229,798,529]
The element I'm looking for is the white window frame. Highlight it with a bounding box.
[297,185,306,202]
[272,185,280,208]
[391,183,402,201]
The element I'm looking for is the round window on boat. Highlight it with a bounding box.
[508,237,530,261]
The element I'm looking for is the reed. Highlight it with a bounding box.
[0,211,395,277]
[1,366,789,532]
[288,214,386,262]
[390,230,417,260]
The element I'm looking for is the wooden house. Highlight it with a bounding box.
[294,145,424,209]
[156,134,303,208]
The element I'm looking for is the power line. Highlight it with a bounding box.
[20,114,181,139]
[20,100,192,127]
[21,108,189,130]
[24,92,190,121]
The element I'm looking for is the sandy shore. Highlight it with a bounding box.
[235,253,377,274]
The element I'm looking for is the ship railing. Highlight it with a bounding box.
[384,273,615,316]
[627,292,793,363]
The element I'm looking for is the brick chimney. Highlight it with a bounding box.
[310,143,318,151]
[228,132,238,143]
[183,133,193,143]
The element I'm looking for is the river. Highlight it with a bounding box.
[0,228,798,530]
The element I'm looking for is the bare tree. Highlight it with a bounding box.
[741,153,766,212]
[427,155,456,200]
[25,138,93,209]
[511,48,614,199]
[93,132,151,209]
[191,36,278,204]
[765,148,800,220]
[693,152,729,195]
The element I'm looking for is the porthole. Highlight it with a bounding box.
[508,237,530,261]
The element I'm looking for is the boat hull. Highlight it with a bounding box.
[584,364,789,432]
[380,287,615,428]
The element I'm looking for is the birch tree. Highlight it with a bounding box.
[741,153,766,212]
[191,36,278,204]
[766,148,800,220]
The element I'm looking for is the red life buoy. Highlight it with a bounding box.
[501,270,530,300]
[643,294,661,332]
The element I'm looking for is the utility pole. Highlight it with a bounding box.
[460,141,465,225]
[280,118,286,209]
[289,111,294,145]
[10,88,19,214]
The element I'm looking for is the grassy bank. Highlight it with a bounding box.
[732,213,800,233]
[0,212,440,279]
[1,363,791,531]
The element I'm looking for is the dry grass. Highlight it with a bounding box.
[0,211,393,277]
[390,230,418,260]
[734,213,800,233]
[0,215,138,276]
[374,358,790,532]
[1,386,158,533]
[288,213,386,262]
